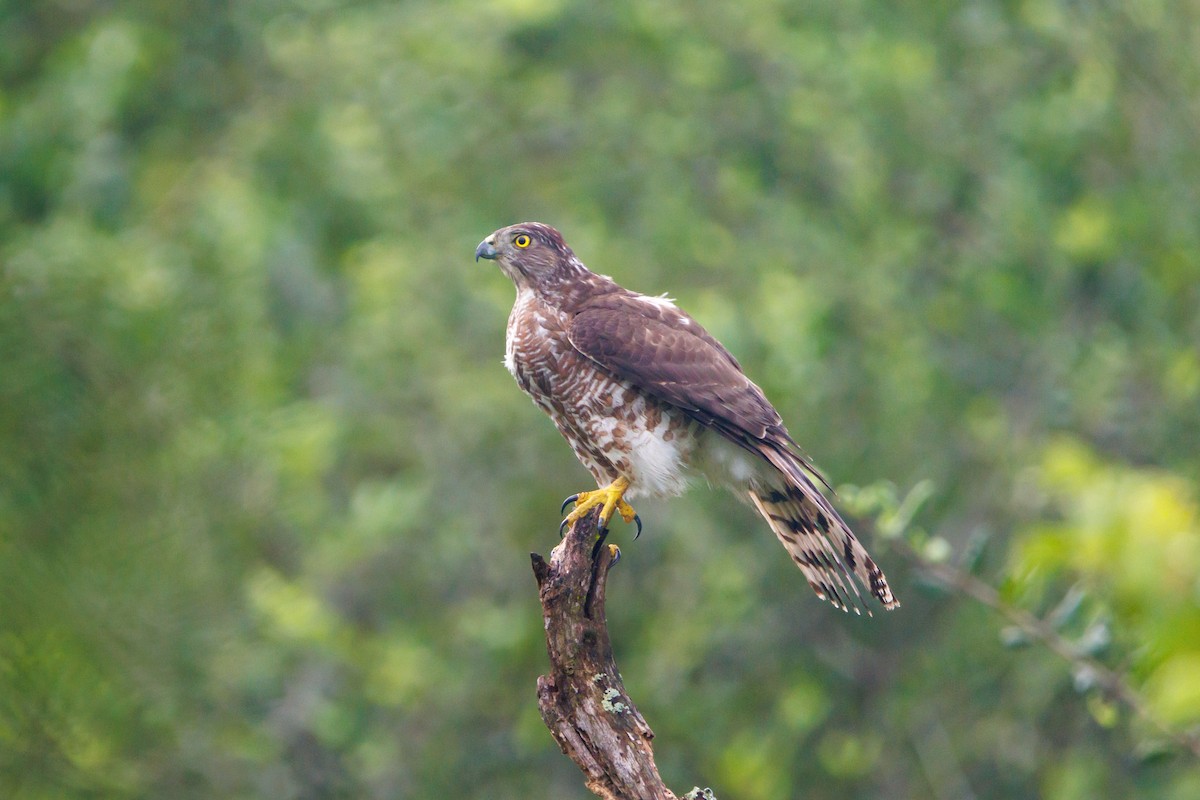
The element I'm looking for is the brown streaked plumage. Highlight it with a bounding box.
[475,222,898,614]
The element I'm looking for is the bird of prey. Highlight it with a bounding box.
[476,222,898,614]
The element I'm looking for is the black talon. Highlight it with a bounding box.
[590,524,610,560]
[560,494,579,515]
[633,514,643,540]
[559,517,570,538]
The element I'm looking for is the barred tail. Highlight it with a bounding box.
[749,478,898,616]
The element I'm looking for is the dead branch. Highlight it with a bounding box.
[531,508,713,800]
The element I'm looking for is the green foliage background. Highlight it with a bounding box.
[2,1,1199,798]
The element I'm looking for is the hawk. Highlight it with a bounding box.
[476,222,898,614]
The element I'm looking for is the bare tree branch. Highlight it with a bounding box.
[531,508,714,800]
[898,542,1200,760]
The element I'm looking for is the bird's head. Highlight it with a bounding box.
[475,222,577,290]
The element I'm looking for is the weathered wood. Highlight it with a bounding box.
[531,508,707,800]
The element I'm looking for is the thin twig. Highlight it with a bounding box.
[900,543,1200,759]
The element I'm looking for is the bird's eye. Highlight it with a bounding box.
[514,234,531,248]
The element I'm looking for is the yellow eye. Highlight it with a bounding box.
[514,234,531,248]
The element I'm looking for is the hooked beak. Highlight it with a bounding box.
[475,240,498,262]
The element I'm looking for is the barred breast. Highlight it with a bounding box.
[505,288,701,499]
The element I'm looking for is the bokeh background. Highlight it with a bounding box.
[3,1,1199,798]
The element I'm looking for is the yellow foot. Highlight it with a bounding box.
[559,477,643,538]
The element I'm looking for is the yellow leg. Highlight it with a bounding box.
[562,476,639,531]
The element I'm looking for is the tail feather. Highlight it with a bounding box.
[749,450,899,614]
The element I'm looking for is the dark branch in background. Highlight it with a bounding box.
[899,541,1200,760]
[531,509,716,800]
[848,480,1200,761]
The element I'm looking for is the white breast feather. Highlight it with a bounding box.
[504,288,536,378]
[622,420,692,499]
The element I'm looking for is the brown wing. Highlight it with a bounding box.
[567,295,794,455]
[568,293,898,613]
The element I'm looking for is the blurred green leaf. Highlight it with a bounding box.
[2,0,1200,797]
